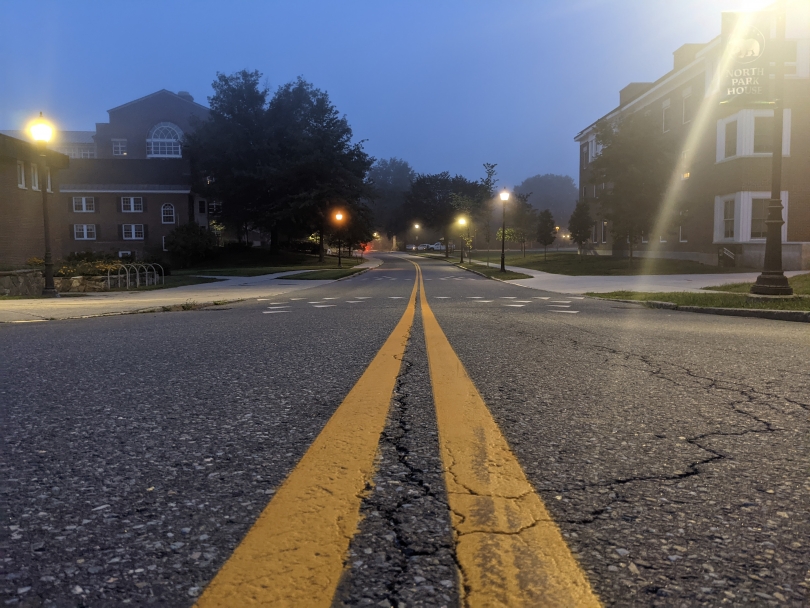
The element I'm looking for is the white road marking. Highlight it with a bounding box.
[313,305,336,308]
[551,310,580,314]
[514,300,532,303]
[290,298,304,301]
[570,297,585,300]
[263,311,290,314]
[435,297,451,299]
[323,297,337,300]
[505,304,525,307]
[346,301,363,303]
[308,302,324,304]
[267,306,290,309]
[533,297,551,300]
[550,300,572,304]
[548,304,571,308]
[389,297,404,299]
[467,296,483,299]
[474,300,494,303]
[500,297,517,299]
[257,298,269,301]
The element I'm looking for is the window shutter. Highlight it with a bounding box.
[141,196,147,212]
[95,224,101,240]
[68,198,74,213]
[119,197,124,212]
[118,224,123,240]
[70,224,76,240]
[143,224,149,241]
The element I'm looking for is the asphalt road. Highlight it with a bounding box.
[2,253,808,607]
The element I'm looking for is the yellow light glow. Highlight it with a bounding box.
[414,224,420,229]
[458,218,467,225]
[335,213,343,221]
[29,113,54,143]
[500,190,510,201]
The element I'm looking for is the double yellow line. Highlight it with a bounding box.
[196,262,599,607]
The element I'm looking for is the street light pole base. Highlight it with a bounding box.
[750,272,793,296]
[41,288,60,298]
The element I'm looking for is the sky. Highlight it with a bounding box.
[0,0,780,189]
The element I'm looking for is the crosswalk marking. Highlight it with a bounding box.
[313,305,336,308]
[262,311,290,314]
[551,310,580,314]
[504,304,525,307]
[548,304,571,308]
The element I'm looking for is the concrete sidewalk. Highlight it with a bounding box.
[467,258,806,294]
[0,256,382,323]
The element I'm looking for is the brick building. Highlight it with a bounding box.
[3,90,211,261]
[0,133,69,266]
[575,5,810,270]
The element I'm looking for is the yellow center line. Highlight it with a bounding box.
[195,272,419,607]
[414,260,601,607]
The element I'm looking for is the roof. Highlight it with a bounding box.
[0,130,96,144]
[0,133,70,168]
[59,184,191,194]
[107,89,209,113]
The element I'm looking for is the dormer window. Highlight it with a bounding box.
[146,122,183,158]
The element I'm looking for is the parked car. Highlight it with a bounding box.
[405,244,416,251]
[417,244,431,251]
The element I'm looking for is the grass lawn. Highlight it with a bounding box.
[703,272,810,295]
[458,262,532,280]
[470,251,755,276]
[588,290,810,311]
[175,255,362,277]
[283,268,364,280]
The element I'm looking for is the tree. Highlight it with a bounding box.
[510,193,537,257]
[165,222,218,268]
[266,78,374,261]
[367,158,415,238]
[536,209,557,260]
[186,70,271,244]
[568,200,593,256]
[514,174,578,226]
[589,111,678,263]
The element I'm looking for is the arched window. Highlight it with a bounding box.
[161,203,176,224]
[146,122,183,158]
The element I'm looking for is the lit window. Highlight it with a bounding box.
[121,197,143,212]
[17,161,26,188]
[74,224,96,240]
[112,139,127,156]
[122,224,145,240]
[681,150,690,180]
[161,203,175,224]
[31,164,39,190]
[73,197,95,212]
[146,122,183,158]
[724,200,735,239]
[750,199,768,239]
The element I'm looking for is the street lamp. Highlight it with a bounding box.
[457,218,467,263]
[334,212,345,268]
[29,113,58,297]
[499,190,510,272]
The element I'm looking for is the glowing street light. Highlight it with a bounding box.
[334,211,345,268]
[457,217,468,263]
[499,190,510,272]
[29,112,58,297]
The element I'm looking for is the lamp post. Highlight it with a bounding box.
[414,224,420,249]
[499,190,509,272]
[750,6,792,295]
[458,218,467,263]
[334,212,344,268]
[30,113,58,298]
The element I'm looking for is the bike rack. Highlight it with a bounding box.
[107,263,164,289]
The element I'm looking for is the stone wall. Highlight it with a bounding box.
[0,269,109,296]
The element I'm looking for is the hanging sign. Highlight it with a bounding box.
[721,11,771,104]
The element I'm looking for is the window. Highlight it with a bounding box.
[161,203,175,224]
[46,168,52,192]
[681,150,690,180]
[112,139,127,156]
[31,164,39,190]
[146,122,183,157]
[601,221,608,243]
[724,200,735,239]
[121,197,143,212]
[662,102,671,133]
[659,235,667,243]
[750,198,768,239]
[17,161,26,188]
[580,143,589,167]
[679,225,688,243]
[641,232,648,244]
[724,120,737,158]
[582,186,587,199]
[73,197,95,212]
[682,94,693,124]
[198,200,207,214]
[753,117,773,153]
[118,251,132,258]
[74,224,96,240]
[162,236,168,252]
[122,224,144,240]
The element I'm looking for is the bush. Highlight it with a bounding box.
[165,223,218,268]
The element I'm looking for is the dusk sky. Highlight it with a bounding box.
[0,0,778,189]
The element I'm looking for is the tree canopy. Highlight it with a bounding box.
[514,174,578,225]
[568,200,593,255]
[536,209,557,259]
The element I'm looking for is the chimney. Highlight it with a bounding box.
[177,91,194,102]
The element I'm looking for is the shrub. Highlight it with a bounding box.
[165,223,218,268]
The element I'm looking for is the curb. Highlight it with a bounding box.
[601,298,809,323]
